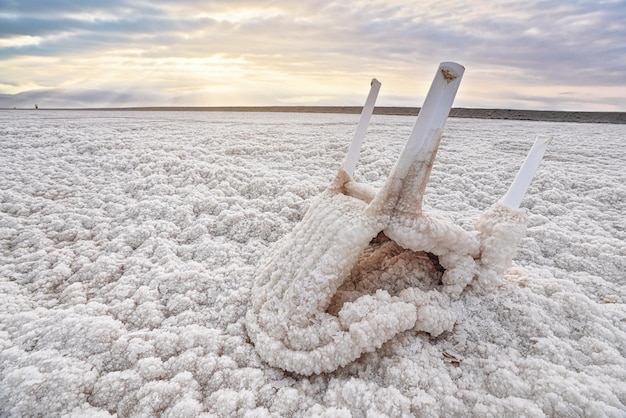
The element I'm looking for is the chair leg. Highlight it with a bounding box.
[500,135,553,209]
[342,78,381,178]
[370,62,465,217]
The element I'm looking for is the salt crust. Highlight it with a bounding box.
[1,110,625,416]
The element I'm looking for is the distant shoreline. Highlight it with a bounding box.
[4,106,625,124]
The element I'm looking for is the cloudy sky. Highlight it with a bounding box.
[1,0,625,110]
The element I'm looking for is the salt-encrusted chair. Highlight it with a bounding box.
[246,63,550,375]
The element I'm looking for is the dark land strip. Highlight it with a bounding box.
[6,106,626,124]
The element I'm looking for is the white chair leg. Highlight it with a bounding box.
[500,135,553,209]
[342,78,381,178]
[373,62,464,215]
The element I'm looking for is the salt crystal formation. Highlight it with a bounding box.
[246,63,539,375]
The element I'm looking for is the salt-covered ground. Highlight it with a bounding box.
[0,110,624,417]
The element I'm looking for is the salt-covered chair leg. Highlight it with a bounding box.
[377,63,479,258]
[473,204,527,292]
[377,63,480,289]
[372,62,465,217]
[473,136,551,292]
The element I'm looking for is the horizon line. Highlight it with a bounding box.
[2,106,625,124]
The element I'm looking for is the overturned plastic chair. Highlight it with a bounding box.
[246,62,550,375]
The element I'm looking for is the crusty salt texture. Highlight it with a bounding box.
[246,62,537,375]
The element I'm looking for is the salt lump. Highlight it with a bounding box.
[246,63,541,375]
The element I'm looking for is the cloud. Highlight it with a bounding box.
[0,88,162,108]
[1,0,625,109]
